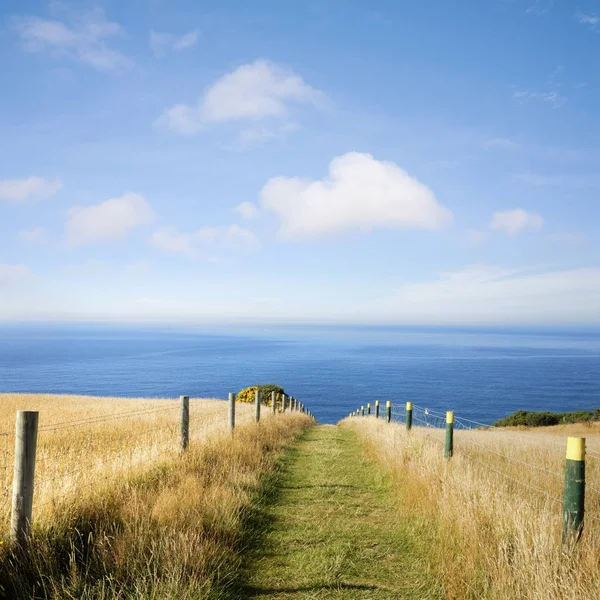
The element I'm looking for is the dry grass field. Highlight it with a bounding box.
[0,393,258,538]
[342,416,600,600]
[0,393,310,599]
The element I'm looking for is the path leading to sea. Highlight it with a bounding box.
[243,425,442,599]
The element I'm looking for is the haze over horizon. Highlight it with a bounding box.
[2,0,600,326]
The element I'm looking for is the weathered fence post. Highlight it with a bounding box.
[272,391,277,414]
[563,436,585,545]
[375,400,380,419]
[361,405,365,417]
[228,392,236,431]
[367,403,371,416]
[10,411,39,546]
[406,402,413,430]
[255,389,261,423]
[386,401,392,423]
[282,394,287,413]
[445,411,454,459]
[180,395,189,451]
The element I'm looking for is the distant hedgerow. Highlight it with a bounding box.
[494,408,600,428]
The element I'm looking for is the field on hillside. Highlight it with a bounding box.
[0,393,257,539]
[343,416,600,600]
[0,393,310,599]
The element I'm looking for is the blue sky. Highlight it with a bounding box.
[1,0,600,325]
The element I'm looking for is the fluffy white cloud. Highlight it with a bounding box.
[490,209,544,236]
[66,193,155,246]
[18,226,48,244]
[13,7,132,72]
[260,152,452,239]
[0,264,32,287]
[0,176,62,203]
[151,225,259,258]
[235,201,260,220]
[149,29,199,56]
[576,11,600,26]
[156,59,325,135]
[372,265,600,324]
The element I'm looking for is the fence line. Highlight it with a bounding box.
[350,399,597,544]
[2,393,315,546]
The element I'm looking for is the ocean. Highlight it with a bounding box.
[1,324,599,424]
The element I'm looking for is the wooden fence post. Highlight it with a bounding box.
[272,391,277,414]
[180,395,189,451]
[228,392,236,431]
[282,394,287,413]
[375,400,380,418]
[406,402,413,430]
[445,411,454,459]
[563,436,585,545]
[386,401,392,423]
[10,411,39,546]
[367,403,371,416]
[361,405,365,416]
[254,389,261,423]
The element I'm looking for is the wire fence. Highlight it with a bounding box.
[353,401,600,529]
[1,395,310,539]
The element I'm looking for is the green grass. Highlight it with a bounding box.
[242,425,444,599]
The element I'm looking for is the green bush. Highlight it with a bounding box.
[494,408,600,428]
[237,384,285,407]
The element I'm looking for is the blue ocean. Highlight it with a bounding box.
[1,325,599,424]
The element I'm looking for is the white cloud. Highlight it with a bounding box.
[484,138,520,150]
[576,11,600,26]
[149,29,199,56]
[260,152,452,239]
[155,59,325,135]
[512,89,565,108]
[372,265,600,325]
[13,7,132,72]
[150,225,259,258]
[18,226,48,244]
[65,193,155,246]
[235,201,260,220]
[490,209,544,236]
[0,176,62,203]
[0,265,32,287]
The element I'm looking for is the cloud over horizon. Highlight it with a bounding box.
[260,152,453,239]
[66,193,155,246]
[156,59,325,136]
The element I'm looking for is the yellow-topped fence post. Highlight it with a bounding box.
[367,403,371,416]
[563,436,585,546]
[375,400,380,419]
[445,411,454,459]
[406,402,413,431]
[386,401,392,423]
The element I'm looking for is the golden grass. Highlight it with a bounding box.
[0,393,311,599]
[342,417,600,600]
[0,394,257,538]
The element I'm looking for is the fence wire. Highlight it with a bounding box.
[352,400,600,525]
[0,398,273,533]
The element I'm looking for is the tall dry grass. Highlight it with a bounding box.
[342,417,600,600]
[0,394,260,538]
[0,394,311,598]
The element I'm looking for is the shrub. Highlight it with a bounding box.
[494,408,600,427]
[237,384,285,406]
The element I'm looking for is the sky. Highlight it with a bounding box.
[1,0,600,326]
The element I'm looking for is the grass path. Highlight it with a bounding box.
[242,425,443,599]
